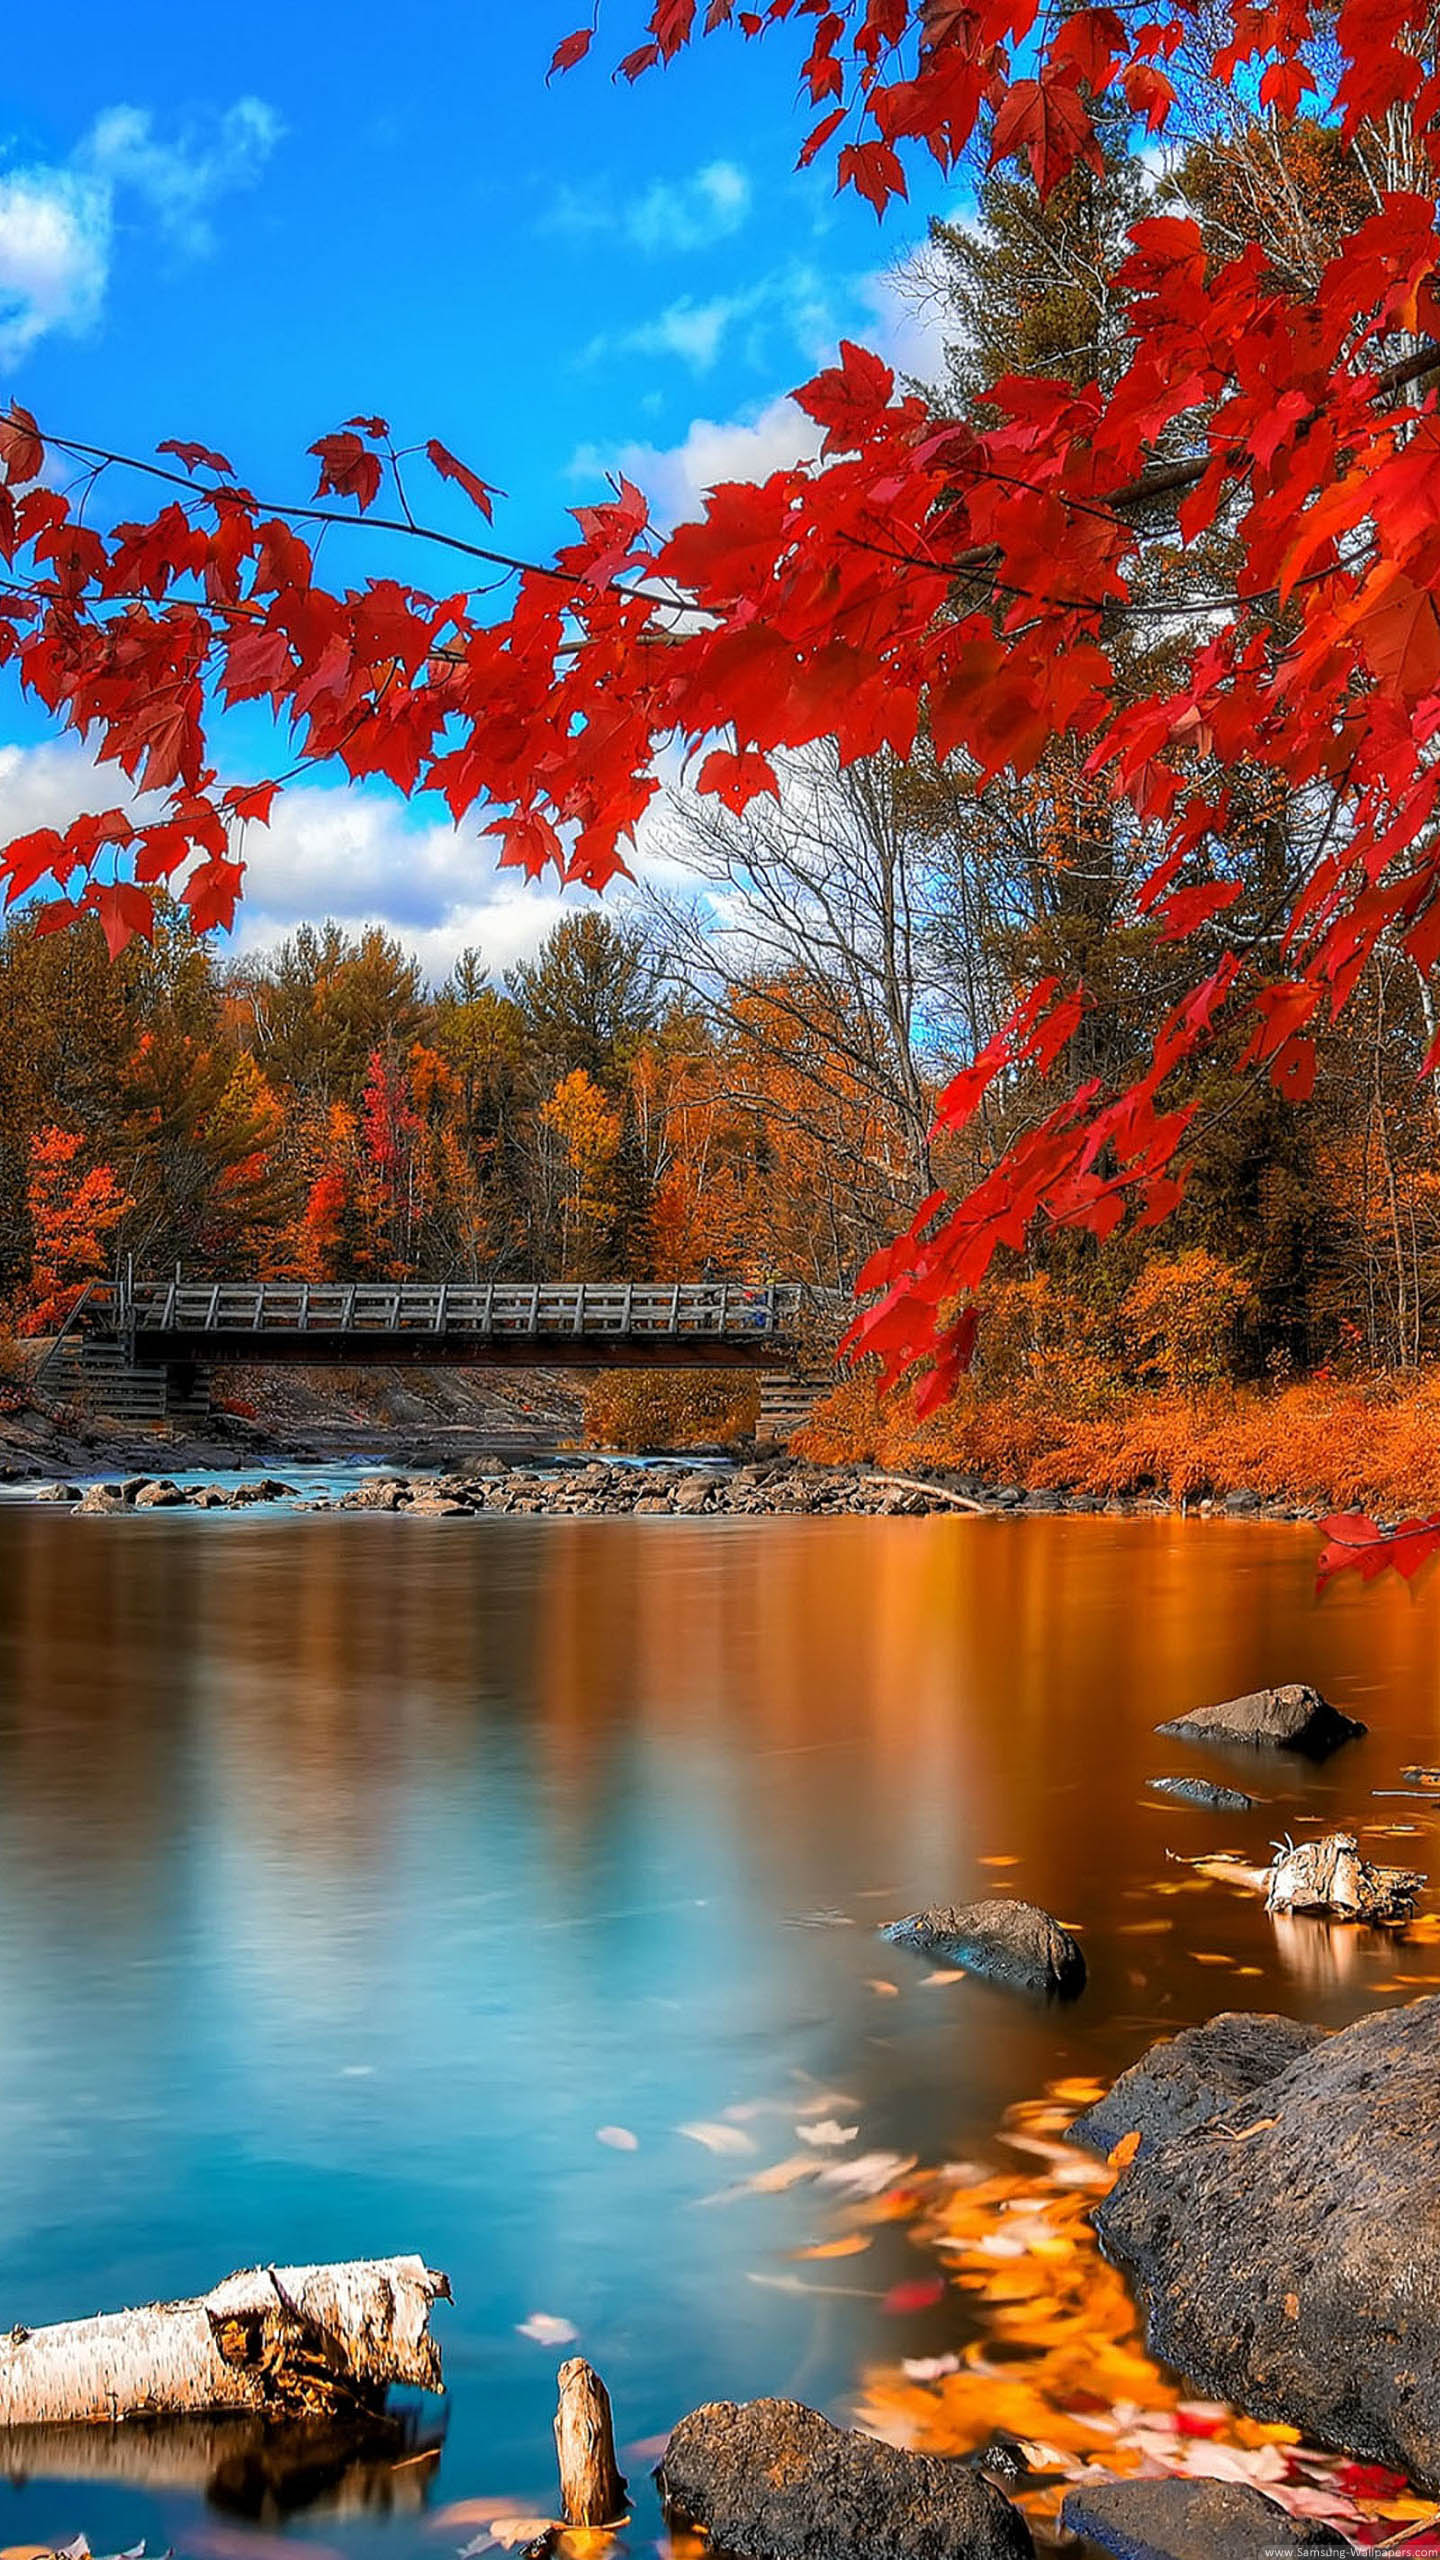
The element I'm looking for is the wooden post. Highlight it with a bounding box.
[554,2357,627,2528]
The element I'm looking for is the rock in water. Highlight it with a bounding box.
[1147,1776,1256,1811]
[1095,1994,1440,2486]
[1060,2477,1348,2559]
[1067,2012,1327,2159]
[659,2399,1033,2560]
[882,1900,1085,1997]
[1155,1682,1365,1756]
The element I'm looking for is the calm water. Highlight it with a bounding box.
[1,1506,1438,2556]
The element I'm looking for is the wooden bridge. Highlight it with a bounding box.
[67,1272,805,1373]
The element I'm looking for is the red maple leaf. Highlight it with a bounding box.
[548,27,594,76]
[309,432,383,513]
[425,438,501,522]
[990,72,1103,196]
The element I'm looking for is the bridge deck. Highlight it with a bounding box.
[82,1280,808,1370]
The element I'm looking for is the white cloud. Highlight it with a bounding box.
[569,392,821,527]
[80,98,283,257]
[0,169,108,364]
[585,260,843,380]
[0,740,636,983]
[0,96,280,362]
[547,158,752,256]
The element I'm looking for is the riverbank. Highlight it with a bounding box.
[11,1456,1323,1518]
[797,1370,1440,1520]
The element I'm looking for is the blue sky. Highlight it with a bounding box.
[0,7,957,977]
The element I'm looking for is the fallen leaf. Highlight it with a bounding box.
[923,1968,967,1985]
[678,2121,757,2156]
[1108,2131,1141,2170]
[980,1856,1021,1867]
[596,2125,638,2150]
[866,1978,901,1996]
[796,2120,860,2148]
[818,2150,918,2196]
[883,2275,946,2314]
[517,2312,579,2346]
[793,2233,872,2259]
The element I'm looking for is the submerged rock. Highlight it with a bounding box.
[1060,2477,1347,2559]
[1067,2012,1327,2159]
[1147,1776,1256,1812]
[1095,1993,1440,2486]
[1155,1683,1365,1756]
[658,2398,1033,2560]
[882,1899,1085,1997]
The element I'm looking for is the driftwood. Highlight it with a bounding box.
[0,2257,449,2428]
[554,2357,627,2528]
[1265,1832,1425,1923]
[1170,1837,1426,1925]
[864,1475,986,1513]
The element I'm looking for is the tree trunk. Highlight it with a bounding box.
[554,2358,627,2528]
[0,2257,449,2427]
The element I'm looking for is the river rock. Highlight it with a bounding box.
[133,1480,187,1508]
[1155,1683,1365,1756]
[1147,1776,1256,1812]
[1094,1994,1440,2485]
[658,2398,1033,2560]
[882,1899,1086,1997]
[1067,2012,1327,2159]
[1059,2477,1348,2559]
[74,1483,128,1515]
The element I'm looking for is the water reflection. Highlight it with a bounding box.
[1,1510,1438,2556]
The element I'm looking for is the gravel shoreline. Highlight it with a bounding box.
[13,1458,1325,1520]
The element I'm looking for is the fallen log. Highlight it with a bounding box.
[0,2257,450,2427]
[863,1475,986,1513]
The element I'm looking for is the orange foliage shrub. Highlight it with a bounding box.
[1120,1250,1255,1391]
[583,1368,760,1452]
[798,1366,1440,1516]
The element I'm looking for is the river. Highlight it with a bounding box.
[0,1503,1436,2556]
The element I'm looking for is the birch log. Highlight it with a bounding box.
[0,2257,450,2427]
[554,2358,627,2527]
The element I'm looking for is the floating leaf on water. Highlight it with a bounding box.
[678,2121,756,2156]
[922,1968,967,1986]
[866,1978,901,1997]
[796,2120,860,2147]
[596,2125,638,2150]
[818,2150,918,2197]
[792,2233,872,2259]
[516,2312,578,2346]
[883,2275,946,2315]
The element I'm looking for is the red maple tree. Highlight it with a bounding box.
[3,0,1440,1577]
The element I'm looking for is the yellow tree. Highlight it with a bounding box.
[539,1069,622,1278]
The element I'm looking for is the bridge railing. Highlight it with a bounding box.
[90,1278,806,1341]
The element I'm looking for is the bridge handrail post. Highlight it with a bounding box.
[574,1284,585,1335]
[435,1283,448,1335]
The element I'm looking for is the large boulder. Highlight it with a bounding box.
[1155,1683,1364,1757]
[882,1900,1085,1997]
[658,2399,1032,2560]
[1094,1995,1440,2486]
[1059,2477,1347,2559]
[1068,2013,1327,2160]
